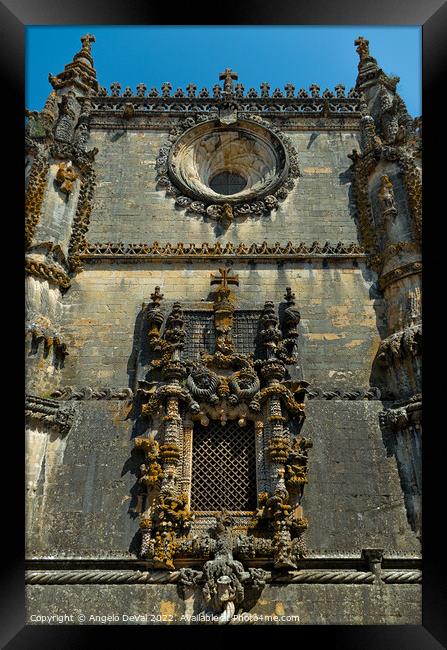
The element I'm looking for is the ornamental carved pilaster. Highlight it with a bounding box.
[25,147,50,250]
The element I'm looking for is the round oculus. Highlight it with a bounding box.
[168,119,290,203]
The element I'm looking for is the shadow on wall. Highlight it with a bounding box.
[339,160,421,544]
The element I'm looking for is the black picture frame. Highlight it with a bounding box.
[5,0,445,646]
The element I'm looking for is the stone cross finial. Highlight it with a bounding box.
[260,82,270,97]
[309,83,320,97]
[186,83,197,98]
[80,33,95,53]
[284,83,295,98]
[219,67,238,94]
[210,267,239,290]
[355,36,370,61]
[161,82,172,97]
[234,83,245,98]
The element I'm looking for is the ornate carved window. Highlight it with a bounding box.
[155,115,301,226]
[134,270,312,575]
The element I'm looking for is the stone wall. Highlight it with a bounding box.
[59,260,384,390]
[26,583,421,625]
[26,400,419,558]
[86,129,361,245]
[25,116,421,625]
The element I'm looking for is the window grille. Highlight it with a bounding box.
[182,310,261,360]
[209,171,247,195]
[190,420,257,511]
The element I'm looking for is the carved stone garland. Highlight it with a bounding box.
[133,270,312,621]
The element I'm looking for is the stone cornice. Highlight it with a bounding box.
[79,241,366,262]
[89,95,361,119]
[25,568,421,586]
[25,257,71,290]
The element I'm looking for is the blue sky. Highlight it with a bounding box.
[26,26,421,116]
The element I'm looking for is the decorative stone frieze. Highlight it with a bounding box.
[306,387,381,400]
[378,260,422,291]
[80,240,366,261]
[51,386,134,400]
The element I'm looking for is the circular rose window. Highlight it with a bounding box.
[156,115,300,222]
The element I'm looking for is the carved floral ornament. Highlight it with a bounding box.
[156,114,300,224]
[132,269,312,593]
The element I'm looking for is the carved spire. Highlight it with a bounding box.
[355,35,371,62]
[260,300,282,360]
[49,33,99,95]
[354,36,413,145]
[74,33,96,67]
[354,35,380,91]
[147,286,165,348]
[210,268,239,358]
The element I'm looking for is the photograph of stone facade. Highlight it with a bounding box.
[25,30,422,625]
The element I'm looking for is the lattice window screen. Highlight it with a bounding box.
[190,421,257,511]
[182,310,261,361]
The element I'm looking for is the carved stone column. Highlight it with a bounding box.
[25,35,101,398]
[351,35,422,543]
[160,396,182,496]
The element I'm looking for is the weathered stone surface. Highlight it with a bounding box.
[86,130,361,245]
[58,261,383,389]
[26,400,419,558]
[26,583,421,625]
[25,33,421,624]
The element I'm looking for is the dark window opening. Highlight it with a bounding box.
[209,171,247,195]
[190,420,257,511]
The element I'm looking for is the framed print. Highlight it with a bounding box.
[3,0,444,646]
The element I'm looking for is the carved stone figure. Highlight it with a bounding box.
[179,514,268,624]
[378,174,397,219]
[55,162,78,196]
